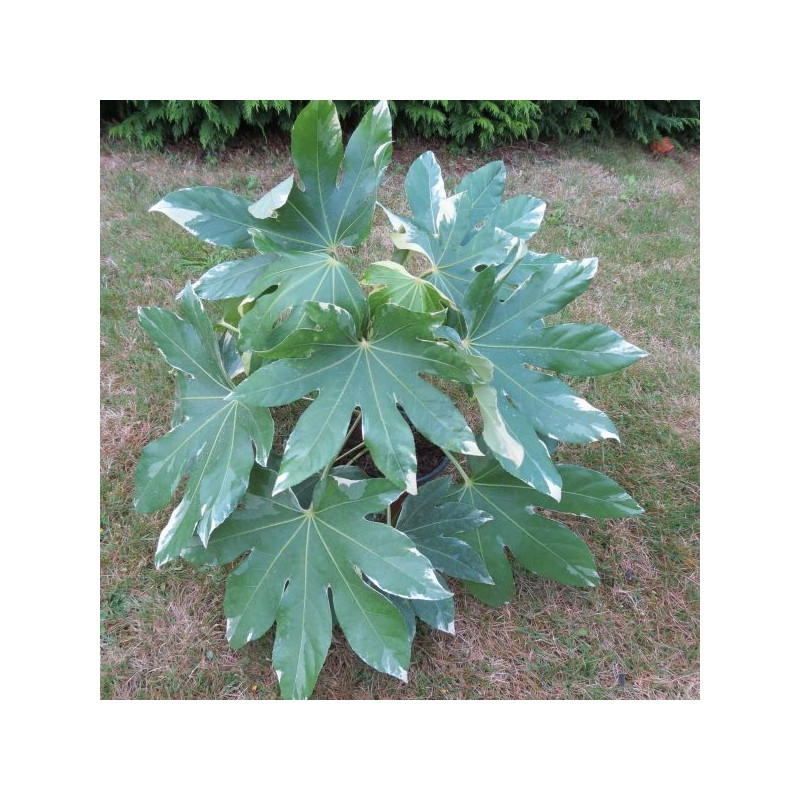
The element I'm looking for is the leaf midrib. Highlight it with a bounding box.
[312,516,404,674]
[151,323,230,392]
[472,273,590,344]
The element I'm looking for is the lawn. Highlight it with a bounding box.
[100,133,699,700]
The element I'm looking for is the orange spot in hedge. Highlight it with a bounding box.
[650,137,675,155]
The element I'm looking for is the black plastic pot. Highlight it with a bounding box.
[418,454,449,485]
[398,407,448,486]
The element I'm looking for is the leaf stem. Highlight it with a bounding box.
[333,412,365,464]
[343,411,362,444]
[218,320,240,335]
[442,448,471,484]
[319,457,335,483]
[344,446,368,466]
[337,441,367,463]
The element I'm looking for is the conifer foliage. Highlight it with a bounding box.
[105,99,699,151]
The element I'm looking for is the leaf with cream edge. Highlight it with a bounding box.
[234,251,366,353]
[232,301,482,495]
[362,260,451,315]
[458,263,644,498]
[381,152,545,305]
[395,476,493,584]
[152,102,390,253]
[184,468,450,699]
[134,286,273,567]
[162,99,391,330]
[251,100,392,252]
[448,453,612,606]
[150,186,265,249]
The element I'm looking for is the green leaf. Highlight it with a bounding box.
[409,596,456,634]
[522,463,644,520]
[498,250,593,299]
[381,152,545,304]
[461,264,627,496]
[382,590,419,638]
[193,253,278,301]
[490,252,599,319]
[472,382,562,501]
[150,187,261,248]
[362,261,450,314]
[376,476,494,636]
[192,470,450,699]
[405,151,448,232]
[455,160,506,230]
[450,454,600,606]
[236,252,367,352]
[371,580,457,636]
[369,578,457,637]
[134,286,273,567]
[196,248,367,356]
[395,476,492,583]
[506,323,648,376]
[219,332,245,381]
[488,195,548,240]
[253,100,392,251]
[233,302,482,495]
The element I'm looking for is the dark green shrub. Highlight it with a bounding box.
[103,99,699,151]
[537,101,599,141]
[105,100,299,150]
[590,100,701,145]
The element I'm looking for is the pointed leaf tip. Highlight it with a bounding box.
[248,175,294,219]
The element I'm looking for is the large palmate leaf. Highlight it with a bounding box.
[233,302,482,495]
[389,476,493,634]
[153,102,390,252]
[153,100,390,305]
[252,100,392,252]
[460,264,645,498]
[447,453,640,606]
[184,468,450,699]
[381,152,544,304]
[134,286,273,567]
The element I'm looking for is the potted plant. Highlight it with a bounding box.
[135,100,646,699]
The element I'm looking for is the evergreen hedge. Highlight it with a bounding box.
[101,100,699,152]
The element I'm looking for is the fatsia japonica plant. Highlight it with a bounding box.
[135,100,647,699]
